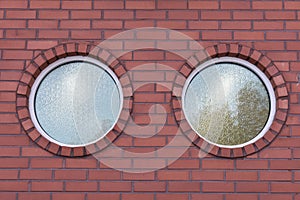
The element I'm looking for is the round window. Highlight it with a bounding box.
[183,57,276,148]
[29,56,123,147]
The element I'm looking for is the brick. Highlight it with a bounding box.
[157,21,186,29]
[0,181,28,191]
[202,159,234,169]
[0,113,18,122]
[254,22,284,30]
[0,92,17,102]
[158,194,188,200]
[286,22,300,30]
[270,160,300,169]
[168,159,200,169]
[266,32,297,40]
[193,194,226,200]
[52,193,85,200]
[132,158,166,169]
[253,1,283,9]
[236,160,268,169]
[6,10,36,19]
[31,158,63,168]
[88,193,120,200]
[54,170,86,180]
[286,41,300,50]
[31,182,63,191]
[0,125,20,135]
[122,194,154,200]
[189,21,218,30]
[0,170,18,179]
[233,11,263,19]
[226,194,258,200]
[0,1,27,8]
[260,171,292,181]
[221,1,250,9]
[62,1,91,9]
[104,11,133,19]
[261,194,292,200]
[260,148,291,158]
[0,103,15,112]
[169,182,200,192]
[0,193,15,199]
[285,1,300,10]
[39,30,69,39]
[157,0,187,9]
[70,11,99,19]
[201,11,231,20]
[94,0,124,9]
[71,30,101,39]
[30,1,59,8]
[100,181,131,192]
[93,20,123,29]
[0,20,26,28]
[60,20,90,29]
[65,158,97,168]
[28,20,58,29]
[267,52,297,61]
[254,42,284,51]
[125,20,155,29]
[39,10,69,19]
[1,72,22,81]
[134,182,166,192]
[66,182,97,191]
[168,11,198,20]
[226,171,258,181]
[202,31,232,40]
[87,170,119,180]
[19,193,50,200]
[136,10,166,19]
[6,30,36,39]
[271,183,300,192]
[124,172,155,181]
[221,21,251,30]
[20,170,52,179]
[157,170,189,180]
[266,11,296,20]
[136,31,167,40]
[21,147,52,157]
[202,182,234,192]
[275,62,289,71]
[126,1,155,9]
[27,40,57,50]
[189,1,218,9]
[0,147,20,156]
[191,171,224,180]
[237,182,268,192]
[234,31,264,40]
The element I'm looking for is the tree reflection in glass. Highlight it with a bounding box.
[184,63,270,146]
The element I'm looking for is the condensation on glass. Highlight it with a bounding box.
[183,57,276,148]
[29,56,122,147]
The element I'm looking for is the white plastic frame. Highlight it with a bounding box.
[29,56,124,147]
[182,57,276,149]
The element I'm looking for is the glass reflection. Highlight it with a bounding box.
[184,63,270,146]
[35,61,120,145]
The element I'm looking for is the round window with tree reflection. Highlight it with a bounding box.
[183,57,276,148]
[29,56,123,147]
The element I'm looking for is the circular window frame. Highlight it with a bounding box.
[182,57,276,149]
[28,55,124,148]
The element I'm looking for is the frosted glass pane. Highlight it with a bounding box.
[184,63,270,146]
[35,61,120,145]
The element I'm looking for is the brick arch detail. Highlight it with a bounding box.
[16,42,133,157]
[172,43,289,158]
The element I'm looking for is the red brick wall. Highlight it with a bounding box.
[0,0,299,199]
